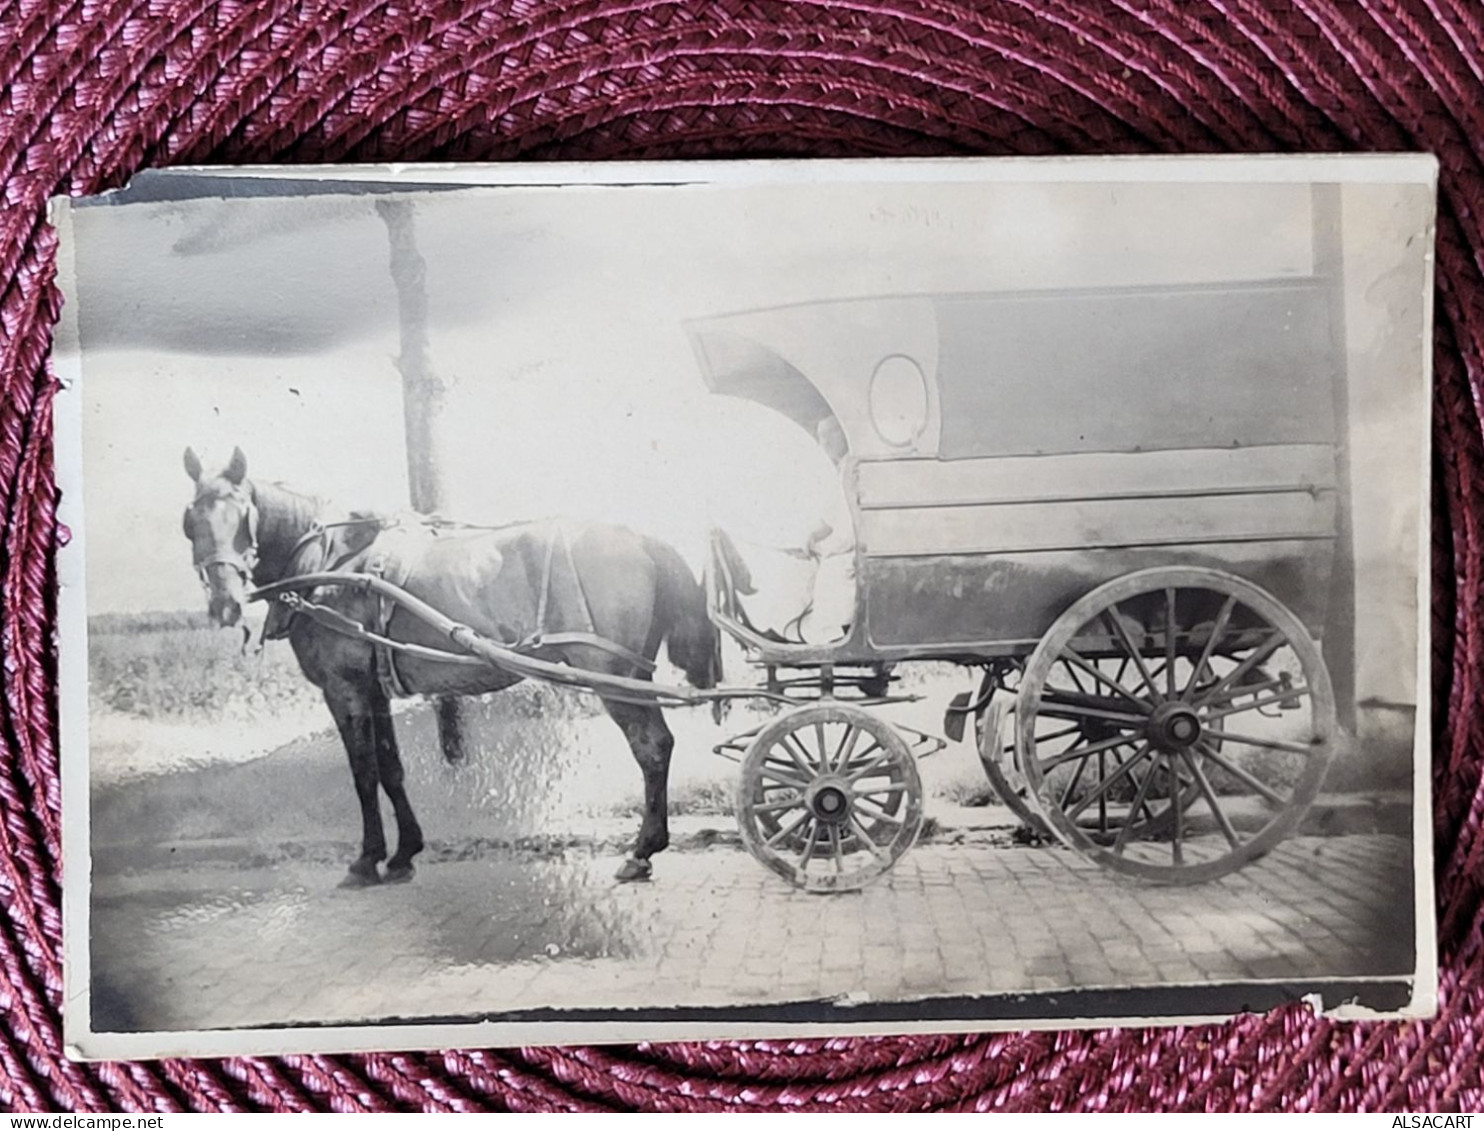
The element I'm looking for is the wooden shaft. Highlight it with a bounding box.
[252,572,795,708]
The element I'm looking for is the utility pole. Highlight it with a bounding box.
[1312,183,1357,736]
[376,196,468,763]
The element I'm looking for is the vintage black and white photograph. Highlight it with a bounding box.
[54,156,1436,1060]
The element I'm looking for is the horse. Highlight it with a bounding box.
[180,445,720,887]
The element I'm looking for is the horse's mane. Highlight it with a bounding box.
[248,479,326,542]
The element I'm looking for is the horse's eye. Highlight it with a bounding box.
[182,508,196,539]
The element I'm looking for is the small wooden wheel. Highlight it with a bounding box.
[1017,567,1337,884]
[737,704,923,892]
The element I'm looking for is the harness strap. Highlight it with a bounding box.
[275,592,487,668]
[523,631,657,674]
[285,515,394,571]
[535,527,556,635]
[367,551,414,700]
[193,490,260,586]
[266,516,396,642]
[561,526,597,635]
[519,524,644,669]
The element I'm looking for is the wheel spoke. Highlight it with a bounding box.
[1061,657,1089,694]
[1102,608,1161,701]
[844,746,893,783]
[1057,750,1091,811]
[830,723,862,774]
[1061,648,1154,708]
[797,822,820,871]
[752,794,807,815]
[853,782,909,801]
[1147,659,1173,693]
[848,815,890,860]
[1195,741,1289,807]
[1170,760,1184,866]
[1196,632,1287,708]
[1111,757,1160,855]
[1067,742,1154,819]
[1201,673,1289,707]
[1179,749,1242,849]
[1165,587,1178,698]
[829,825,844,872]
[853,797,906,827]
[837,739,884,776]
[1204,727,1320,756]
[1205,685,1311,721]
[759,765,811,790]
[1109,748,1164,824]
[813,721,829,770]
[1030,724,1081,745]
[1096,752,1108,834]
[1037,732,1140,772]
[766,809,812,848]
[1182,595,1238,700]
[1036,696,1148,728]
[780,735,819,778]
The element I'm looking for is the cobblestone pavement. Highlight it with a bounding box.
[89,818,1415,1035]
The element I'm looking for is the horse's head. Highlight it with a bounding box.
[182,446,258,627]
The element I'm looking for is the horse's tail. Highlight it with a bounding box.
[645,536,721,690]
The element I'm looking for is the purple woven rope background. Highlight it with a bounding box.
[0,0,1480,1112]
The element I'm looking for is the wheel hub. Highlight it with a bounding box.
[1146,701,1203,752]
[805,778,852,824]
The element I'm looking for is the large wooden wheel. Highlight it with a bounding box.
[736,704,923,892]
[1017,567,1337,884]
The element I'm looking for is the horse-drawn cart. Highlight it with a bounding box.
[240,277,1347,895]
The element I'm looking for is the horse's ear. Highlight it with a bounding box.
[225,446,248,485]
[183,447,203,482]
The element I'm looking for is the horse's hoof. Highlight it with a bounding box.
[339,865,382,889]
[614,858,652,883]
[385,864,415,884]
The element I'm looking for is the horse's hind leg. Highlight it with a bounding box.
[324,680,387,887]
[604,700,674,882]
[373,693,425,883]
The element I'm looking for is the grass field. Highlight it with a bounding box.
[89,611,323,723]
[85,610,643,788]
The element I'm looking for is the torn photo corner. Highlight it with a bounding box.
[52,154,1438,1061]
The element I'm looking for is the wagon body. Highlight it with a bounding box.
[688,280,1344,664]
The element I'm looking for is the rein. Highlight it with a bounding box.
[284,514,394,570]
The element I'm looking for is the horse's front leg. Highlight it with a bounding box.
[324,680,387,887]
[372,691,424,883]
[603,700,674,882]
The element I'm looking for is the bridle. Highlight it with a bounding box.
[192,481,398,598]
[191,487,261,592]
